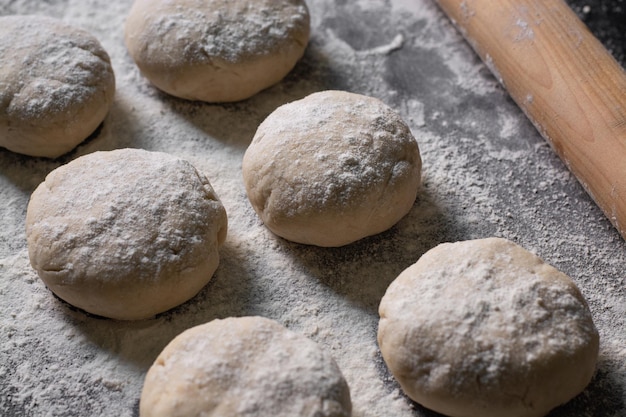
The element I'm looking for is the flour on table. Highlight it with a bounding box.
[0,1,625,416]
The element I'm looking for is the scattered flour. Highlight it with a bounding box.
[0,1,624,417]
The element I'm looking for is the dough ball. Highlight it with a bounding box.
[25,149,227,320]
[140,316,352,417]
[124,0,310,102]
[378,237,599,417]
[0,15,115,158]
[242,90,422,247]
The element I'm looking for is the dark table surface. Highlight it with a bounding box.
[0,1,624,416]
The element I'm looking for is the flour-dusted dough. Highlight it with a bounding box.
[124,0,310,102]
[242,90,422,247]
[25,149,227,320]
[378,238,599,417]
[0,15,115,158]
[140,316,352,417]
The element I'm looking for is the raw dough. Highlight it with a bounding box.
[124,0,310,102]
[377,237,599,417]
[0,15,115,158]
[242,90,422,247]
[140,316,352,417]
[25,148,227,320]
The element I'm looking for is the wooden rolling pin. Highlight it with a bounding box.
[434,0,626,239]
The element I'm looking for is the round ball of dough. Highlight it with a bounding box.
[378,237,599,417]
[0,15,115,158]
[242,90,422,247]
[25,148,227,320]
[140,316,352,417]
[124,0,310,102]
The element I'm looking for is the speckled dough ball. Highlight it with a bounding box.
[25,149,227,320]
[0,15,115,158]
[242,90,422,247]
[124,0,310,102]
[378,237,599,417]
[140,316,352,417]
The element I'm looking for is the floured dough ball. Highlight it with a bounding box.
[378,237,599,417]
[0,15,115,158]
[242,90,422,247]
[25,148,227,320]
[124,0,310,102]
[140,316,352,417]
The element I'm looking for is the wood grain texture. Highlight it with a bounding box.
[435,0,626,239]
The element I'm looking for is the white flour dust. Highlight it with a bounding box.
[0,0,625,417]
